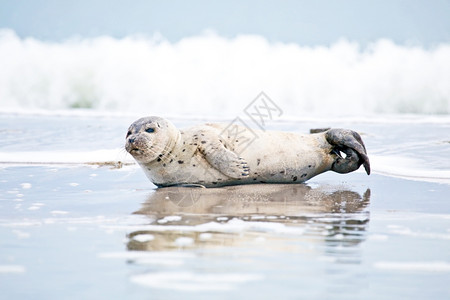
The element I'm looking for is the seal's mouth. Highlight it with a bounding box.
[129,148,142,156]
[125,142,141,154]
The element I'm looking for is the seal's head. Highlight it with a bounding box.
[125,116,179,164]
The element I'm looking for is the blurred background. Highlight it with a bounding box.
[0,0,449,117]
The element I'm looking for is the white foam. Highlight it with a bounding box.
[130,271,263,291]
[380,212,450,222]
[50,210,69,215]
[367,234,389,241]
[174,237,194,247]
[99,251,192,266]
[163,215,182,222]
[1,29,449,116]
[0,265,26,274]
[132,234,155,242]
[387,226,450,240]
[371,155,450,184]
[20,183,32,189]
[198,233,213,240]
[27,205,41,211]
[105,218,306,236]
[99,251,194,260]
[374,261,450,272]
[12,229,30,239]
[1,215,149,228]
[0,149,135,165]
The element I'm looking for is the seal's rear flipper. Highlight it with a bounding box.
[326,129,370,175]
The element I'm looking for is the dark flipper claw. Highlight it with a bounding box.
[325,129,370,175]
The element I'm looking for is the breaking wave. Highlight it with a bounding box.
[0,29,449,117]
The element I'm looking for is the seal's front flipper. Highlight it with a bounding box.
[170,183,206,188]
[325,129,370,175]
[199,140,250,179]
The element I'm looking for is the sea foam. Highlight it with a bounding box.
[1,29,449,116]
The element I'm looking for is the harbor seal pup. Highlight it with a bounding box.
[125,116,370,187]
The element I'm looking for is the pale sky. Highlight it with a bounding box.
[1,0,449,45]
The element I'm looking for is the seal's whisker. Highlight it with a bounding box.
[116,148,132,163]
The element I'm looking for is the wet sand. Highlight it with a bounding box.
[1,114,449,299]
[1,164,449,299]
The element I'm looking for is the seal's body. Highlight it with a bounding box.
[125,116,370,187]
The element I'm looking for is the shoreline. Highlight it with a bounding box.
[1,112,449,186]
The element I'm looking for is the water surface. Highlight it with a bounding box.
[1,114,449,299]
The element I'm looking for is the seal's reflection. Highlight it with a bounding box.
[128,184,370,256]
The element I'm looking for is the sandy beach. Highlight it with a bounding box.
[1,113,449,299]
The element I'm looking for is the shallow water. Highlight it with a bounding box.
[1,113,449,299]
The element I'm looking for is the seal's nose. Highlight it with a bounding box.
[128,137,135,144]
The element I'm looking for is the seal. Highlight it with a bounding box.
[125,116,370,187]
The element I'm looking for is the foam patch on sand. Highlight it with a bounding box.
[374,261,450,272]
[0,265,26,274]
[130,271,263,291]
[371,155,450,184]
[99,251,193,266]
[0,215,149,228]
[0,149,134,165]
[105,218,307,236]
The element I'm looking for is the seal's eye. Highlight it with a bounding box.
[126,131,132,137]
[145,128,155,133]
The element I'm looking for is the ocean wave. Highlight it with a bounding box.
[1,28,449,116]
